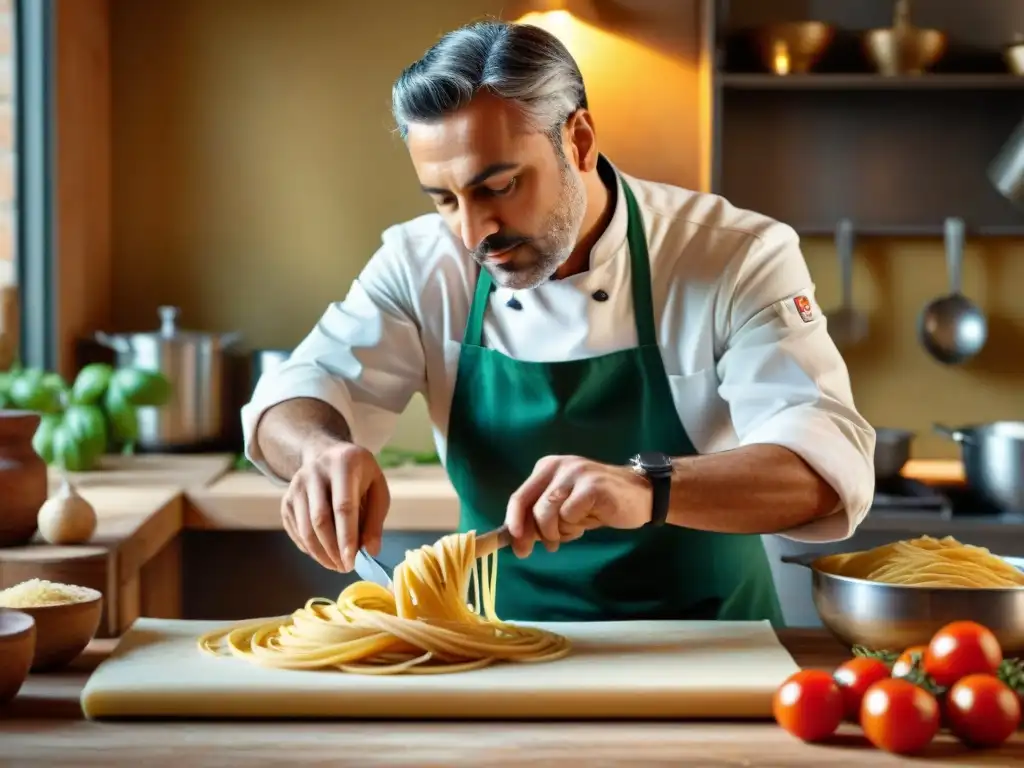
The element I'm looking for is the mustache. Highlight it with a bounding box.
[474,233,530,259]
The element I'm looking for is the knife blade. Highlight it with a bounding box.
[354,547,394,590]
[352,525,512,592]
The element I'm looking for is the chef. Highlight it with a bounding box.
[242,20,876,625]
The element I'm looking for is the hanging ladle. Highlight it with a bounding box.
[917,217,987,365]
[825,218,868,349]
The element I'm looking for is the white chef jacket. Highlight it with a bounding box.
[242,163,876,544]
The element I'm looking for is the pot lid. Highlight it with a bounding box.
[97,307,241,346]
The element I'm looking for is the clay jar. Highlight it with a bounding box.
[0,411,47,547]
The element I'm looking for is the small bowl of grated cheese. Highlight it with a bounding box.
[0,579,103,671]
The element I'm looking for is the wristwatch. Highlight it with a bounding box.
[629,451,674,527]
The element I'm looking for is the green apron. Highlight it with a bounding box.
[444,176,784,626]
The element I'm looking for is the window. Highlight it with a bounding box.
[12,0,56,371]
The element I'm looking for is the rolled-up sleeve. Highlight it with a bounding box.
[241,238,427,483]
[715,223,876,543]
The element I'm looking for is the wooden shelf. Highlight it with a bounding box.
[719,73,1024,90]
[711,1,1024,235]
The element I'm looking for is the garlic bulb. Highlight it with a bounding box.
[37,476,97,545]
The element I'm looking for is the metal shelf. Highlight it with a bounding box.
[719,73,1024,91]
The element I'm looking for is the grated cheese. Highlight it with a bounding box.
[0,578,98,608]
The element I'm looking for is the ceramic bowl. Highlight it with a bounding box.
[0,609,36,704]
[14,588,103,671]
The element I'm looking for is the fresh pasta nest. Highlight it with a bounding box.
[813,535,1024,589]
[198,531,571,674]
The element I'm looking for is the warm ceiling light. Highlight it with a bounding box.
[515,0,597,21]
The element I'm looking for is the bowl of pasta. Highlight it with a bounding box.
[783,536,1024,654]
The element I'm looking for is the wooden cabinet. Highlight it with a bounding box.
[709,0,1024,236]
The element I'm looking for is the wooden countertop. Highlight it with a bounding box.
[185,458,968,532]
[185,463,462,531]
[3,455,236,573]
[2,629,1019,766]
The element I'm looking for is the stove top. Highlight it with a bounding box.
[872,477,1014,517]
[873,477,952,515]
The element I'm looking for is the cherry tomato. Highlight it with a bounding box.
[892,645,927,678]
[860,678,940,755]
[773,669,844,742]
[833,657,890,720]
[924,621,1003,688]
[946,674,1021,748]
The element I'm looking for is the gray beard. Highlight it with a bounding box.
[482,161,587,291]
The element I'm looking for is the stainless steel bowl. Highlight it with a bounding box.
[783,553,1024,653]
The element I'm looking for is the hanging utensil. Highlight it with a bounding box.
[989,117,1024,209]
[825,218,868,349]
[917,217,987,365]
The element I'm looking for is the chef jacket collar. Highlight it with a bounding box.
[582,154,629,275]
[493,153,629,303]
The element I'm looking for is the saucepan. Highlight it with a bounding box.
[873,427,914,480]
[782,552,1024,653]
[934,421,1024,513]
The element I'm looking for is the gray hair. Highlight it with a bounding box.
[391,20,588,147]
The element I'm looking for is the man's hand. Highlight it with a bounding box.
[504,455,653,558]
[281,442,390,572]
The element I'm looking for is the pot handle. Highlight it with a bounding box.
[219,331,243,349]
[94,331,131,354]
[933,423,975,444]
[780,553,822,569]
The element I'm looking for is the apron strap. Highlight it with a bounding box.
[464,264,493,348]
[463,175,658,348]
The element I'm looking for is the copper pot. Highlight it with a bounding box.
[0,411,47,547]
[756,21,834,76]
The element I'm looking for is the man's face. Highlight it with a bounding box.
[406,93,587,290]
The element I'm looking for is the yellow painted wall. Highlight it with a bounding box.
[109,0,1024,459]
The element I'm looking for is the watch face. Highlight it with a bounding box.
[634,451,672,472]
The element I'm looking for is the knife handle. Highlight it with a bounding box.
[475,525,512,558]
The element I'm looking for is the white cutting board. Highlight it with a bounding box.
[80,618,800,720]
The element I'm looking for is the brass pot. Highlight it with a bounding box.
[1006,34,1024,75]
[865,0,946,76]
[756,21,834,76]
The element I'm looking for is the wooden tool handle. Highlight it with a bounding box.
[475,525,512,558]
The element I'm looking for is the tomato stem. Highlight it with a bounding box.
[853,644,1024,696]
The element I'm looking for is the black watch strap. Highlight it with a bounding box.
[630,452,673,527]
[648,472,672,526]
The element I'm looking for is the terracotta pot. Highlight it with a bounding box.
[0,410,47,547]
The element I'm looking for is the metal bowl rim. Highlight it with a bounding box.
[809,554,1024,593]
[943,420,1024,436]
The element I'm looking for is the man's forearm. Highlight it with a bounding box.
[254,397,352,480]
[666,444,840,534]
